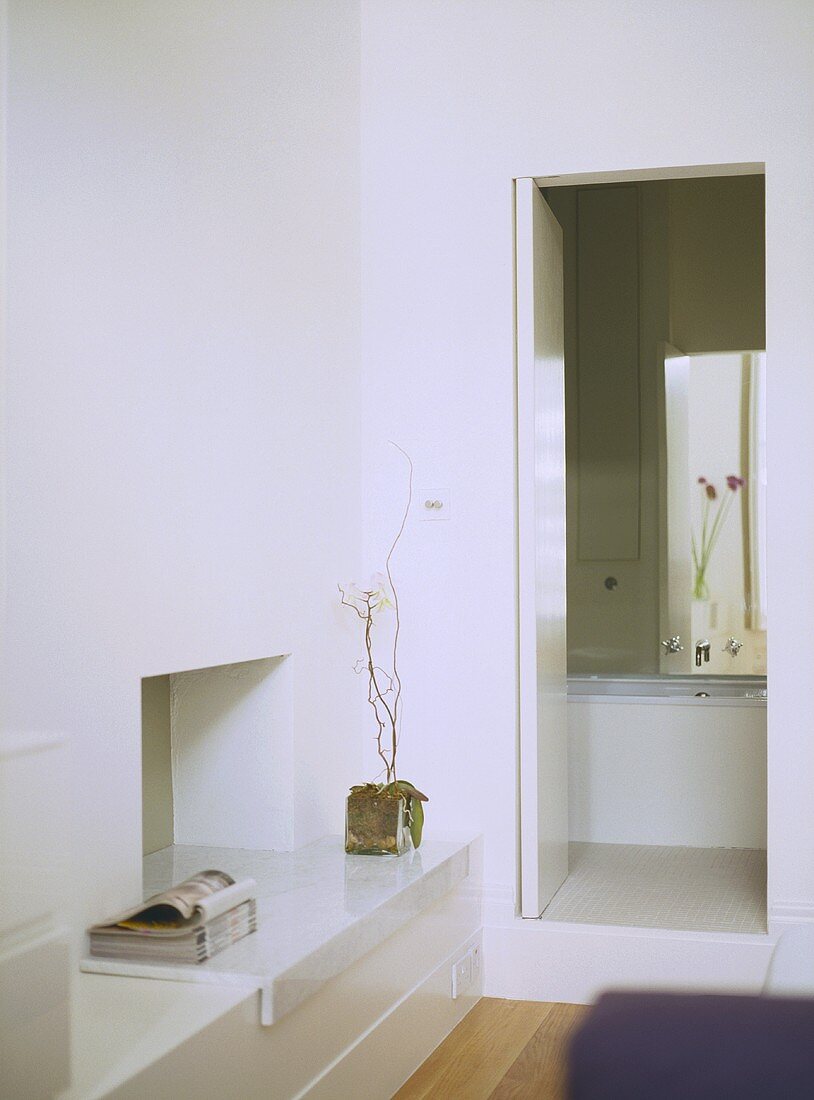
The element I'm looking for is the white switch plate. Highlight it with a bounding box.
[451,942,480,999]
[418,488,450,521]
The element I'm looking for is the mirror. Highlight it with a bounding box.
[546,174,766,677]
[661,350,766,675]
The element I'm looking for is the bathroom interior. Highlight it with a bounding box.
[537,173,767,933]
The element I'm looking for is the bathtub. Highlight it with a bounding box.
[568,675,767,707]
[568,675,767,848]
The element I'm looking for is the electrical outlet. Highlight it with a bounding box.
[451,943,480,999]
[451,954,470,999]
[418,488,450,521]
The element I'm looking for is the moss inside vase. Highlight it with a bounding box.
[345,784,409,855]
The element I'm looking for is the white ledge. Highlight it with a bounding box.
[81,835,472,1025]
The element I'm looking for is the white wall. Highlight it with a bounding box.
[4,0,363,935]
[360,0,814,918]
[5,0,814,956]
[171,656,295,851]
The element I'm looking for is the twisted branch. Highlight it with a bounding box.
[339,444,413,786]
[384,443,412,784]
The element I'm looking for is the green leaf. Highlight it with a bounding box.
[409,796,424,848]
[394,779,428,802]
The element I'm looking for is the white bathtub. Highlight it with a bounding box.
[568,675,767,707]
[568,677,767,849]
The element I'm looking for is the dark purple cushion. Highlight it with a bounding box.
[568,991,814,1100]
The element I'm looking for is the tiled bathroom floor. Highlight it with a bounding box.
[541,842,767,933]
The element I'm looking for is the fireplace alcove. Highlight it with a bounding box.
[126,655,476,1034]
[141,655,294,856]
[90,656,477,1034]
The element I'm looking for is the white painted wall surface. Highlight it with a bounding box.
[568,701,767,849]
[4,0,813,1010]
[170,656,295,851]
[360,0,814,920]
[4,0,363,934]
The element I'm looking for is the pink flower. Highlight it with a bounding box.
[726,475,745,491]
[697,477,707,484]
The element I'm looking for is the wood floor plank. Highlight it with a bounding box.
[488,1002,590,1100]
[393,998,553,1100]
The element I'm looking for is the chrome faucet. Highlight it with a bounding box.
[695,639,711,666]
[661,635,684,655]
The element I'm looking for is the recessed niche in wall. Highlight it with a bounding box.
[141,656,293,856]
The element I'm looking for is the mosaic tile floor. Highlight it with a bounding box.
[541,842,767,934]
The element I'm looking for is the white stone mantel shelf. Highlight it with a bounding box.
[81,835,473,1026]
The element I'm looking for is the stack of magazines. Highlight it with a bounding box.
[89,869,257,964]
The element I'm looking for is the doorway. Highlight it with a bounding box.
[516,165,767,931]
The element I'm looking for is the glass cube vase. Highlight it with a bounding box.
[345,787,410,855]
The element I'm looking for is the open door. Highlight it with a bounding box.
[516,178,568,918]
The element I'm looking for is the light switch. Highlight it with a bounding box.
[418,489,450,521]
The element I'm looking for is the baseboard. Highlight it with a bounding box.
[769,900,814,930]
[484,920,775,1004]
[481,882,516,926]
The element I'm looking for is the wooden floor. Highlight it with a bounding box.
[394,998,589,1099]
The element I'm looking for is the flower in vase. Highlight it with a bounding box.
[692,474,744,600]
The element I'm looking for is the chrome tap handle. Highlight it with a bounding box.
[661,635,684,655]
[723,636,744,658]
